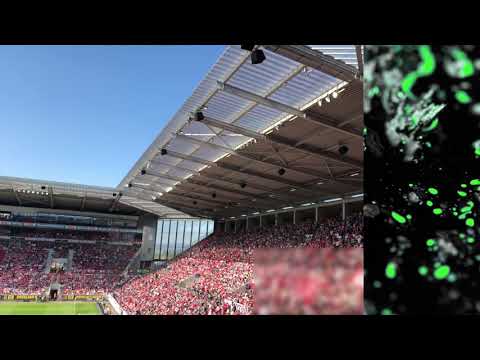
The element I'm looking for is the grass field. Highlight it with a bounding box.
[0,302,102,315]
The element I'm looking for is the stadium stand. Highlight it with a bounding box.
[114,215,362,315]
[0,236,139,296]
[0,45,364,315]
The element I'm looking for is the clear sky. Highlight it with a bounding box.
[0,45,225,188]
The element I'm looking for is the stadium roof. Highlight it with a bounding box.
[118,45,363,220]
[0,176,189,218]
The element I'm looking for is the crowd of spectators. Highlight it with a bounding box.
[10,228,140,243]
[0,236,139,296]
[0,214,363,314]
[115,214,363,315]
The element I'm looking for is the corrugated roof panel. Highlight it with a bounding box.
[203,91,253,122]
[119,45,358,215]
[269,70,341,109]
[234,105,286,133]
[308,45,359,67]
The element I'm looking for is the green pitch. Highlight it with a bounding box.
[0,302,102,315]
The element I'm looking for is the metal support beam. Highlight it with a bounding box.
[12,188,22,206]
[127,190,214,217]
[109,192,122,213]
[174,135,335,193]
[217,81,362,139]
[48,186,54,208]
[190,115,361,171]
[81,195,87,211]
[262,45,357,82]
[148,159,298,201]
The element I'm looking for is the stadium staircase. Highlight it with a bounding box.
[44,249,54,273]
[122,247,142,277]
[67,249,74,272]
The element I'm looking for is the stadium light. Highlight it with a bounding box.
[251,49,266,65]
[266,209,275,213]
[351,193,363,198]
[252,212,260,215]
[241,44,255,51]
[240,183,247,189]
[212,193,217,198]
[350,172,360,177]
[282,206,293,210]
[338,145,349,156]
[278,168,286,176]
[161,149,168,156]
[194,112,205,121]
[317,182,324,185]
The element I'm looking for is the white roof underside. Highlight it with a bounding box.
[118,45,361,218]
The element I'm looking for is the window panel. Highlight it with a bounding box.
[154,220,164,260]
[168,220,177,259]
[183,220,192,251]
[191,220,200,246]
[175,221,185,257]
[161,220,170,260]
[199,220,208,241]
[207,220,214,236]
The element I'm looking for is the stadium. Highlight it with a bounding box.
[0,45,363,315]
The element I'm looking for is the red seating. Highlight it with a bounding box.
[115,214,363,315]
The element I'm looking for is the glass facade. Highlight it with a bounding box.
[153,218,214,260]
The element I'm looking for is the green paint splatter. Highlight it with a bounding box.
[466,218,475,227]
[422,118,439,132]
[455,90,472,104]
[426,239,436,247]
[457,190,467,197]
[368,86,380,98]
[470,179,480,186]
[406,214,412,220]
[461,184,467,188]
[385,262,397,279]
[418,266,429,276]
[467,236,475,244]
[426,200,433,207]
[381,308,393,315]
[434,265,450,280]
[427,187,439,195]
[418,45,436,76]
[401,45,436,98]
[433,208,443,215]
[451,48,475,78]
[391,211,406,224]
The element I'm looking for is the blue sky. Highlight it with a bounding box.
[0,45,225,188]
